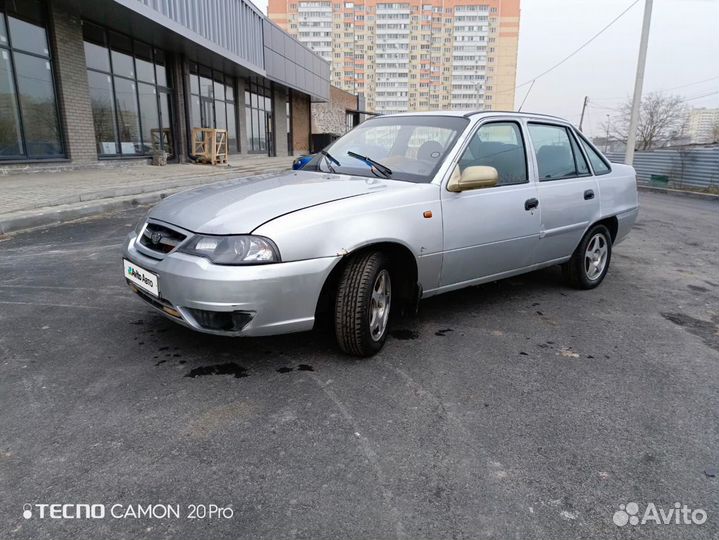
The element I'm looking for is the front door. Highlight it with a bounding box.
[526,122,600,264]
[440,120,541,288]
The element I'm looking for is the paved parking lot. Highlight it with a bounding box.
[0,192,717,539]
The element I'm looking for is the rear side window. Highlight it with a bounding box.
[576,132,611,175]
[528,123,590,181]
[458,121,528,186]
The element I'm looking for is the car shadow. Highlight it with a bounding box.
[134,265,570,376]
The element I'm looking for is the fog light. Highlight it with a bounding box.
[185,308,254,332]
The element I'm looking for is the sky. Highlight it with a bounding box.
[252,0,719,137]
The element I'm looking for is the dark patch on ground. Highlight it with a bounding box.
[390,329,419,340]
[277,367,293,373]
[435,328,454,336]
[185,363,248,378]
[297,364,314,371]
[688,285,709,293]
[661,312,719,352]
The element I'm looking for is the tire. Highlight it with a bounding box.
[564,224,612,290]
[334,251,392,357]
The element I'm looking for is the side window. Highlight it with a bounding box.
[577,133,611,175]
[568,131,590,175]
[528,123,589,181]
[458,122,528,186]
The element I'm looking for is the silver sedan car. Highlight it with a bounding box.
[123,111,638,356]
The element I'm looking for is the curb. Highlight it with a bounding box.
[0,170,285,236]
[0,191,170,235]
[637,184,719,202]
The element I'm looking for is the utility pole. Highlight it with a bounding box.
[578,96,589,132]
[625,0,653,165]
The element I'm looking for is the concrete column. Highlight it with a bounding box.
[49,1,97,163]
[272,85,288,157]
[170,55,188,163]
[291,92,311,155]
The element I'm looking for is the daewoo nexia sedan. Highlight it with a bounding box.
[123,112,638,356]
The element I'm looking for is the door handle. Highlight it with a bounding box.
[524,198,539,211]
[584,189,595,200]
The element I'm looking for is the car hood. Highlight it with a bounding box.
[149,169,403,234]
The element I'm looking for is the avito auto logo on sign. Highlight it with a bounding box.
[613,502,707,527]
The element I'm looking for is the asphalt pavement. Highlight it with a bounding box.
[0,191,717,540]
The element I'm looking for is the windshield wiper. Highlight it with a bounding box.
[346,151,392,178]
[319,149,341,173]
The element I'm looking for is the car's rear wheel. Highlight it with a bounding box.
[334,251,392,356]
[564,224,612,289]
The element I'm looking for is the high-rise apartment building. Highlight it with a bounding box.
[686,108,719,144]
[268,0,520,113]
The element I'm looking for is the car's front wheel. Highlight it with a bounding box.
[564,224,612,289]
[334,251,392,356]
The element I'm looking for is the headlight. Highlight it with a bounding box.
[177,235,280,265]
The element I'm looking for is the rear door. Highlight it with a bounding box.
[527,122,600,264]
[439,119,540,288]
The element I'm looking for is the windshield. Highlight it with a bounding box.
[311,115,469,183]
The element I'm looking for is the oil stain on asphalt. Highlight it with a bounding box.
[661,312,719,352]
[390,329,419,340]
[185,363,249,378]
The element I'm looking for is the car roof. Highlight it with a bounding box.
[377,110,570,123]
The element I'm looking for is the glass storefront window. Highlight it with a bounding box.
[154,50,167,87]
[109,32,134,78]
[114,77,141,154]
[188,63,238,153]
[83,23,173,158]
[0,7,64,160]
[0,50,22,156]
[134,43,155,84]
[8,16,49,56]
[14,53,63,156]
[86,70,118,155]
[83,41,110,72]
[245,78,273,154]
[138,82,160,154]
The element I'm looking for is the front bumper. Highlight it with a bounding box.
[123,232,340,336]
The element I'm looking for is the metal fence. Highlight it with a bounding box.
[606,148,719,191]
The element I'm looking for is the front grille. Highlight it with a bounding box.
[139,222,187,254]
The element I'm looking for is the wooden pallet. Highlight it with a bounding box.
[191,128,228,165]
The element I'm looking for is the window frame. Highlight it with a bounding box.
[527,121,594,182]
[0,6,66,161]
[83,21,173,159]
[447,118,529,190]
[574,129,613,176]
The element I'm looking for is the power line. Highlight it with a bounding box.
[681,90,719,103]
[591,76,719,102]
[502,0,641,97]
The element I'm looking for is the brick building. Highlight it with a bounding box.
[0,0,330,169]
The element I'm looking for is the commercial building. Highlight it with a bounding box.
[0,0,330,168]
[268,0,520,113]
[686,108,719,145]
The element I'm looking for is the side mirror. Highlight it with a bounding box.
[447,165,498,192]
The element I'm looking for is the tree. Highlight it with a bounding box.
[603,92,688,151]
